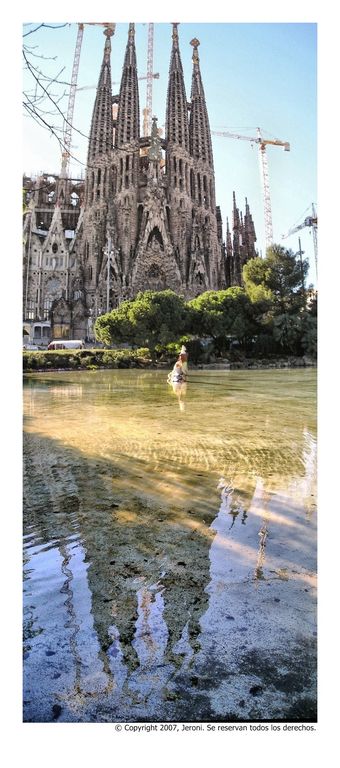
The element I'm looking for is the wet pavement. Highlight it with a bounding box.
[23,369,317,722]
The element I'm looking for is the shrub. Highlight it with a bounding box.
[80,355,96,367]
[23,346,154,371]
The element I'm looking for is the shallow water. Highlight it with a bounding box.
[23,368,317,722]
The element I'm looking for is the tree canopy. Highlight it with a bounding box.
[243,245,309,313]
[188,287,262,349]
[94,290,189,357]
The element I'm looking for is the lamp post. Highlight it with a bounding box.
[295,237,306,307]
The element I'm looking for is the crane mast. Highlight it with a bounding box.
[143,23,154,136]
[311,203,318,277]
[257,128,273,248]
[60,23,84,180]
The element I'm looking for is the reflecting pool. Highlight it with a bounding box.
[23,368,317,722]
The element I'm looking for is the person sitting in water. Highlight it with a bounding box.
[178,345,188,377]
[167,361,187,411]
[168,360,186,383]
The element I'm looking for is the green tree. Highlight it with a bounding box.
[94,300,135,347]
[187,290,229,340]
[94,290,189,359]
[272,313,303,353]
[301,312,317,358]
[221,287,259,347]
[188,287,259,352]
[243,245,308,314]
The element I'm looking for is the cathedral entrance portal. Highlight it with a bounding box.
[143,229,167,290]
[146,262,166,291]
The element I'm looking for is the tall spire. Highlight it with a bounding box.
[189,38,213,167]
[243,197,257,258]
[226,217,232,258]
[87,27,114,164]
[231,192,242,285]
[225,216,233,287]
[148,116,162,162]
[232,191,240,230]
[165,23,189,150]
[115,23,140,147]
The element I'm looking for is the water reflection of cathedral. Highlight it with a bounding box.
[23,23,257,346]
[23,414,316,720]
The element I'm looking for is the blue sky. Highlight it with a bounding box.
[22,19,317,286]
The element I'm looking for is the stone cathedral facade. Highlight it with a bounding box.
[23,24,257,344]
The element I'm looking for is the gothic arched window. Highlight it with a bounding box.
[190,169,195,199]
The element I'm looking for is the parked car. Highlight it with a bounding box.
[23,344,39,351]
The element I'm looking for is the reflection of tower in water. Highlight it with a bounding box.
[132,584,168,668]
[58,537,117,700]
[253,486,271,581]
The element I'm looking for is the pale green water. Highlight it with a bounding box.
[23,367,316,492]
[23,368,317,722]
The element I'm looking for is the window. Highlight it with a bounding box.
[26,300,35,320]
[43,298,52,321]
[190,169,195,199]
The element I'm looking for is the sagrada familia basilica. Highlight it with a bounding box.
[23,24,257,344]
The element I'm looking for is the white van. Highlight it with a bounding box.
[47,340,84,350]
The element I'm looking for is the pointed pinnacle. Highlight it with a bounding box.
[103,24,115,37]
[190,37,200,63]
[172,22,179,43]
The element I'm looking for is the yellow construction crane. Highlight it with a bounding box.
[211,127,290,253]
